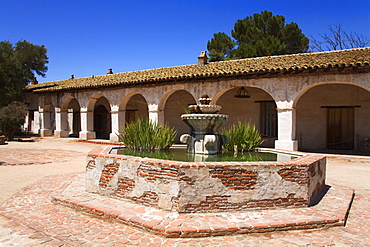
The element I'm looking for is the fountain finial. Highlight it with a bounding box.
[188,95,221,114]
[199,94,211,105]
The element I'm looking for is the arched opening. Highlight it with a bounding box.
[43,102,55,135]
[93,97,111,139]
[163,90,196,143]
[295,83,370,151]
[67,98,81,137]
[216,86,277,147]
[125,94,149,124]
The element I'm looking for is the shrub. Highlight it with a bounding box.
[221,121,263,152]
[117,118,177,150]
[0,102,28,140]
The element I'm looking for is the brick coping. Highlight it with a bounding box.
[87,146,325,169]
[52,174,354,238]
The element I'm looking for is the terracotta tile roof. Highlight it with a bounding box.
[27,47,370,93]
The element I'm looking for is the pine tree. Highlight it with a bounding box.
[206,11,309,61]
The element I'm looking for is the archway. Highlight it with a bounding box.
[41,102,55,136]
[93,97,111,139]
[67,98,81,137]
[216,86,277,147]
[125,94,149,124]
[59,97,81,138]
[295,83,370,151]
[163,90,196,143]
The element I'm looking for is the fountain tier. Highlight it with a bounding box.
[180,95,228,154]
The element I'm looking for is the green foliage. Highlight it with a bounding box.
[207,10,309,61]
[0,40,48,107]
[117,118,177,150]
[0,102,28,140]
[207,32,236,62]
[221,121,263,152]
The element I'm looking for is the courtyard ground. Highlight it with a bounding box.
[0,137,369,246]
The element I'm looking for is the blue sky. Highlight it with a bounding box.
[1,0,370,83]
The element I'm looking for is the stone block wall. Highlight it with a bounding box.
[86,146,326,213]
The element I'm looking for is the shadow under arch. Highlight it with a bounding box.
[119,93,149,126]
[294,81,370,152]
[60,96,81,137]
[159,89,196,143]
[293,81,370,108]
[215,85,277,148]
[88,95,111,140]
[42,101,55,135]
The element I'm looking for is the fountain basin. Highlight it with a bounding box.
[181,114,228,134]
[188,104,222,114]
[86,146,326,213]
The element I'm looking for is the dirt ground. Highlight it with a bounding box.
[0,138,99,204]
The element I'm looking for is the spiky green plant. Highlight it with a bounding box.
[221,121,264,152]
[117,118,177,150]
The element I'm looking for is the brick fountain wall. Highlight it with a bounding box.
[86,146,326,213]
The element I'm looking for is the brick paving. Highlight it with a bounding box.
[0,173,369,246]
[0,139,369,246]
[0,149,84,166]
[52,173,354,238]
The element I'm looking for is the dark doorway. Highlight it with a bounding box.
[326,107,355,150]
[94,105,111,139]
[28,110,34,133]
[70,111,81,137]
[68,98,81,137]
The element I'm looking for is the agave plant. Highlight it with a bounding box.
[221,121,263,152]
[117,118,177,150]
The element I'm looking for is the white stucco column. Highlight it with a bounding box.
[68,109,74,135]
[109,106,120,142]
[39,108,53,137]
[54,108,69,138]
[148,104,164,125]
[275,107,298,151]
[79,108,96,140]
[33,111,41,135]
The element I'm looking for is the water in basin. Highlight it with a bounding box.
[110,147,301,162]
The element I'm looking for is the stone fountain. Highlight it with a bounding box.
[53,94,341,239]
[78,94,333,238]
[180,95,228,154]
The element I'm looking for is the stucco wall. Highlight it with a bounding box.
[217,87,260,129]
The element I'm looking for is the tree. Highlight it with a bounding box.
[206,11,309,61]
[0,40,48,107]
[310,23,370,52]
[207,32,236,62]
[0,102,28,140]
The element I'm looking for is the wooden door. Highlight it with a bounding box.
[326,107,354,150]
